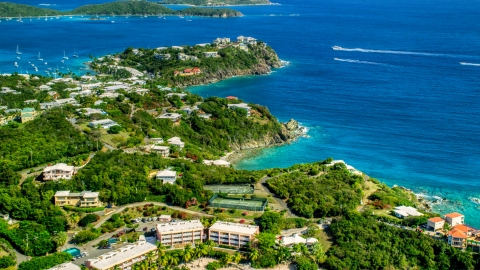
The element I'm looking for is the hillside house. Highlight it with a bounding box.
[167,137,185,149]
[392,206,423,219]
[54,190,102,208]
[427,217,445,231]
[43,163,76,180]
[156,170,177,184]
[89,119,119,129]
[227,103,251,116]
[157,113,182,122]
[20,107,36,123]
[444,212,465,226]
[203,52,219,58]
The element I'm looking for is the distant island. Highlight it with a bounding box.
[0,1,243,18]
[159,0,272,6]
[91,36,283,87]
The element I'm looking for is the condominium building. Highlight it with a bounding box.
[156,220,204,246]
[54,190,102,208]
[444,212,465,226]
[85,239,157,270]
[43,163,76,180]
[208,221,259,248]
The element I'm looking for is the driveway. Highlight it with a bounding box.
[258,176,298,218]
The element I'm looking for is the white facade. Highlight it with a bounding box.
[444,213,465,226]
[43,163,75,180]
[167,137,185,149]
[393,206,423,219]
[156,220,204,246]
[89,119,119,129]
[157,170,177,184]
[427,217,445,231]
[150,145,170,157]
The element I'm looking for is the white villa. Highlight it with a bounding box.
[156,169,177,184]
[157,113,182,122]
[227,103,251,116]
[393,206,423,219]
[89,119,119,129]
[167,137,185,149]
[43,163,76,181]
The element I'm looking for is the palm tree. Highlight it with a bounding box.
[182,244,193,263]
[158,252,169,268]
[157,242,167,258]
[277,246,291,264]
[68,213,80,227]
[220,254,233,266]
[146,251,156,268]
[168,252,179,266]
[232,252,242,264]
[249,249,259,262]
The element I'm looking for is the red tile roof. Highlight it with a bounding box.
[449,229,467,238]
[428,217,444,223]
[444,212,463,218]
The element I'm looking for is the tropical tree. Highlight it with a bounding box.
[310,243,326,264]
[168,252,179,266]
[249,249,260,262]
[157,242,167,257]
[232,252,242,264]
[182,244,193,263]
[52,231,68,249]
[68,213,81,227]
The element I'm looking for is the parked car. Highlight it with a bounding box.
[151,228,156,232]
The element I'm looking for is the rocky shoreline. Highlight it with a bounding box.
[225,119,306,164]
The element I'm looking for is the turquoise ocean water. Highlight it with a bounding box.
[1,0,480,224]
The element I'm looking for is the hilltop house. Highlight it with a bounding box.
[237,36,257,45]
[227,103,251,116]
[392,206,423,219]
[213,37,231,45]
[20,107,36,123]
[54,190,102,208]
[156,169,177,184]
[43,163,76,181]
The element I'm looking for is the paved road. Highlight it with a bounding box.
[258,176,298,218]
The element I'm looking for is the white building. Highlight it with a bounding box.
[203,160,231,167]
[444,212,465,226]
[393,206,423,219]
[43,163,76,181]
[156,169,177,184]
[227,103,251,116]
[213,37,231,45]
[77,108,105,116]
[237,36,257,45]
[150,138,164,144]
[157,113,182,122]
[47,262,81,270]
[203,52,219,58]
[167,137,185,149]
[156,220,204,246]
[427,217,445,231]
[89,119,119,129]
[209,221,259,248]
[85,239,157,270]
[150,145,170,157]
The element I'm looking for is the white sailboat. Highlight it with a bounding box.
[38,52,43,61]
[45,14,48,21]
[16,45,22,55]
[63,50,69,60]
[73,48,78,58]
[14,62,18,67]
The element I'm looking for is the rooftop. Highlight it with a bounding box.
[43,163,74,172]
[47,262,81,270]
[209,221,258,235]
[156,220,204,233]
[86,241,157,270]
[444,212,464,218]
[157,170,176,177]
[428,217,444,223]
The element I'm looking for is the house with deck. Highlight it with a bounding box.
[54,190,102,208]
[43,163,76,180]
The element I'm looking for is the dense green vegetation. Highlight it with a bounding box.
[0,1,241,17]
[265,160,363,218]
[0,2,60,17]
[325,211,477,270]
[103,42,280,85]
[0,238,16,269]
[0,109,97,172]
[160,0,270,5]
[18,252,72,270]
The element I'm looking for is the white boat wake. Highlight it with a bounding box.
[460,62,480,66]
[334,57,387,66]
[332,45,457,57]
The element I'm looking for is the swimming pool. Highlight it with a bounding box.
[63,247,81,257]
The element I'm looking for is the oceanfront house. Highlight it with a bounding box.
[227,103,251,116]
[166,93,188,99]
[203,160,231,167]
[43,163,76,181]
[392,206,423,219]
[172,46,184,50]
[149,138,164,144]
[167,137,185,149]
[208,221,259,248]
[156,169,177,184]
[203,51,219,58]
[278,233,319,247]
[237,36,258,45]
[47,262,81,270]
[54,190,102,208]
[20,107,36,123]
[174,67,202,76]
[157,113,182,122]
[85,238,157,270]
[196,43,210,47]
[444,212,465,226]
[427,217,445,231]
[77,108,106,116]
[156,220,204,246]
[213,37,231,45]
[447,224,479,248]
[154,53,171,60]
[226,96,238,100]
[149,145,170,157]
[89,119,119,129]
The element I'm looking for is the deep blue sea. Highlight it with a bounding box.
[1,0,480,225]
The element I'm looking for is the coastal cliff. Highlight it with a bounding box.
[229,119,305,151]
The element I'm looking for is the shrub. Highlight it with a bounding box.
[64,206,105,213]
[78,214,100,227]
[18,252,72,270]
[0,256,16,268]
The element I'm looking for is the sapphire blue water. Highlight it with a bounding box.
[1,0,480,224]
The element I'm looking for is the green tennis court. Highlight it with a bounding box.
[204,185,254,194]
[209,195,267,211]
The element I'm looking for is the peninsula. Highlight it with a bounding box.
[90,36,282,87]
[0,1,243,18]
[159,0,272,6]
